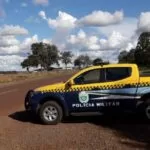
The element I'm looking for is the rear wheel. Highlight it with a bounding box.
[145,104,150,120]
[39,101,63,125]
[139,98,150,120]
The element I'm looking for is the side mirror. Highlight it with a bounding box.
[66,80,74,87]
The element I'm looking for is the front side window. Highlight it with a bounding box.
[74,69,101,84]
[105,67,131,82]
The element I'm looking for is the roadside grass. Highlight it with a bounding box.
[0,70,77,84]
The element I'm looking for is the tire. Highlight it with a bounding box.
[144,99,150,120]
[138,98,150,120]
[39,101,63,125]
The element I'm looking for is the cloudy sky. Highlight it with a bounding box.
[0,0,150,71]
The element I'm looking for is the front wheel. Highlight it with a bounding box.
[39,101,63,125]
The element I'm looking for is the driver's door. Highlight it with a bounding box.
[65,68,105,113]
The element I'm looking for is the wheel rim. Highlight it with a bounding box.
[146,105,150,119]
[43,106,58,122]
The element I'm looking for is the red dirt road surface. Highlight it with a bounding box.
[0,75,150,150]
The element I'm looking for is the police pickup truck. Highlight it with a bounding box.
[25,64,150,125]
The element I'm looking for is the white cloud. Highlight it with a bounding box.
[20,35,39,52]
[0,35,20,55]
[77,10,124,27]
[39,11,77,47]
[47,11,77,29]
[0,23,53,70]
[21,2,28,7]
[0,55,25,71]
[67,30,100,51]
[65,29,137,63]
[39,10,124,29]
[42,38,52,44]
[137,12,150,34]
[0,25,29,36]
[38,10,144,63]
[38,10,126,54]
[0,25,28,55]
[67,30,130,51]
[39,11,77,29]
[33,0,49,6]
[104,31,127,49]
[99,31,136,51]
[0,32,51,55]
[0,46,20,54]
[20,34,52,53]
[0,36,19,47]
[39,11,47,20]
[98,17,137,38]
[0,25,41,55]
[0,33,52,71]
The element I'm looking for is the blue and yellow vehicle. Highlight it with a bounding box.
[25,64,150,124]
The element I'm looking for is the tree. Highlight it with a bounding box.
[82,55,92,67]
[118,51,128,63]
[135,32,150,66]
[61,51,73,69]
[74,55,92,69]
[31,43,60,70]
[93,58,103,66]
[118,49,135,63]
[21,55,39,72]
[21,59,30,72]
[126,49,135,63]
[21,42,60,71]
[74,58,82,69]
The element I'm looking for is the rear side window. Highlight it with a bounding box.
[105,67,131,82]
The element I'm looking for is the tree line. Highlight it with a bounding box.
[21,43,106,71]
[118,32,150,66]
[21,32,150,71]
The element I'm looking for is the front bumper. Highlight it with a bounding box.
[24,90,41,113]
[25,90,34,111]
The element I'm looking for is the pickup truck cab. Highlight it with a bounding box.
[25,64,150,124]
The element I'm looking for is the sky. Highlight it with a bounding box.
[0,0,150,71]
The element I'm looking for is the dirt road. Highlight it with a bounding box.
[0,75,149,150]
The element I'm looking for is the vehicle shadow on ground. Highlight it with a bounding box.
[90,114,150,150]
[9,111,150,150]
[9,111,41,124]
